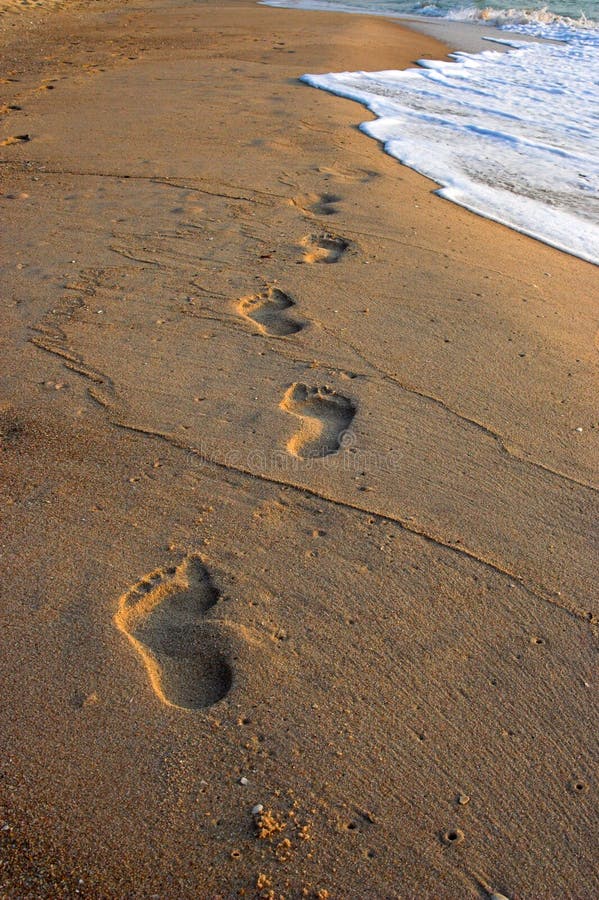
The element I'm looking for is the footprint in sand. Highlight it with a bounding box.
[281,382,356,458]
[315,164,381,184]
[301,233,350,264]
[238,287,303,337]
[291,192,341,217]
[114,555,232,710]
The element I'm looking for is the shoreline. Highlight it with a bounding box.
[395,13,558,50]
[0,0,559,50]
[260,0,564,52]
[1,0,597,896]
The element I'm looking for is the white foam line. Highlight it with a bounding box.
[302,32,599,266]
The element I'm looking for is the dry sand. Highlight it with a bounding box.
[0,0,597,896]
[0,0,67,17]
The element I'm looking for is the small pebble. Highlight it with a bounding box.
[251,804,263,816]
[239,776,249,786]
[458,793,470,805]
[575,427,583,433]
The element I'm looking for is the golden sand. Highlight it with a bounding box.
[0,0,596,895]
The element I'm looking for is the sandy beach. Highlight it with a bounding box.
[0,0,597,896]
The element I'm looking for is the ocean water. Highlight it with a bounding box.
[264,0,599,265]
[264,0,599,27]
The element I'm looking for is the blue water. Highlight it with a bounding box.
[264,0,598,29]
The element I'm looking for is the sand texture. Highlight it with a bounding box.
[0,0,597,896]
[0,0,65,18]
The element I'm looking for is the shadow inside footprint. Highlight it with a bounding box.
[302,233,349,264]
[281,382,356,458]
[114,556,232,710]
[0,407,23,450]
[238,287,303,337]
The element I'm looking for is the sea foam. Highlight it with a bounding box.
[302,31,599,264]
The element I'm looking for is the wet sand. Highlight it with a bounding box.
[0,0,597,896]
